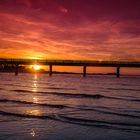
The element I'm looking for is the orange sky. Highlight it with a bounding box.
[0,0,140,74]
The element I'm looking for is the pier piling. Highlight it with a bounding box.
[83,64,87,77]
[49,64,52,76]
[116,67,120,78]
[15,64,19,76]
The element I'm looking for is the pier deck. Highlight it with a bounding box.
[0,58,140,77]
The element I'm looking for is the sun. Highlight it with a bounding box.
[33,65,41,70]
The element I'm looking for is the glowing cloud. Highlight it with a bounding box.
[0,0,139,61]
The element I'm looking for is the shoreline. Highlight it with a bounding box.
[0,71,140,76]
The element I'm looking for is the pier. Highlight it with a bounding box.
[0,58,140,77]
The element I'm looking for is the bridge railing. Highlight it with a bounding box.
[0,58,140,65]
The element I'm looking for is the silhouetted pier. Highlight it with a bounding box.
[0,58,140,77]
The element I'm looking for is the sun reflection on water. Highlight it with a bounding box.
[30,129,36,137]
[32,88,37,92]
[29,110,41,116]
[34,74,38,79]
[32,74,38,92]
[34,83,37,87]
[33,97,38,103]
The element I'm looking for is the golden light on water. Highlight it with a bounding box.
[34,74,38,79]
[30,110,41,116]
[30,129,36,137]
[33,97,38,103]
[32,74,38,92]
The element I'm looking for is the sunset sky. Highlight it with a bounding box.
[0,0,140,61]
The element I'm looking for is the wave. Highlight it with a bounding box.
[0,110,52,119]
[58,115,140,127]
[0,99,67,109]
[0,110,140,132]
[78,107,140,119]
[47,87,76,90]
[1,98,140,120]
[120,95,139,99]
[1,84,76,91]
[107,88,140,92]
[57,115,140,132]
[106,96,140,102]
[0,83,18,87]
[12,89,140,102]
[12,89,105,99]
[12,89,35,93]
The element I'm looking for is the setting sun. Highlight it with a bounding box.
[33,65,41,70]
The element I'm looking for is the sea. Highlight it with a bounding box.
[0,73,140,140]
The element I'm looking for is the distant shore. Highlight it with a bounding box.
[0,70,115,75]
[0,71,140,76]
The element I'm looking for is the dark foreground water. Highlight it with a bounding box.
[0,73,140,140]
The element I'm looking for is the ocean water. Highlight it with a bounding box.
[0,73,140,140]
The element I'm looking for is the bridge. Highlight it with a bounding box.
[0,58,140,77]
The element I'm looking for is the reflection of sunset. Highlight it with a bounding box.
[33,97,38,103]
[30,129,36,137]
[29,110,41,116]
[32,74,38,92]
